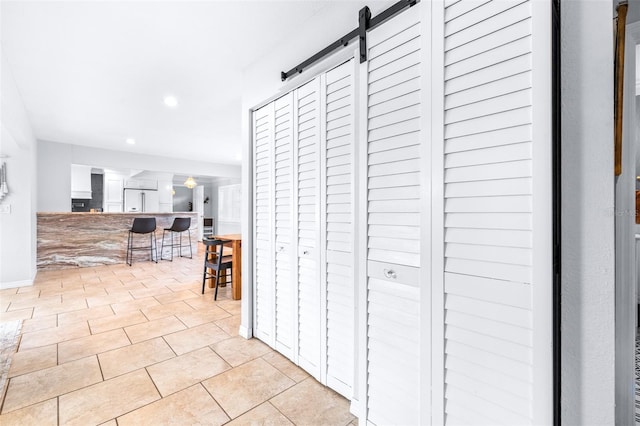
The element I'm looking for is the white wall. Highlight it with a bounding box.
[37,140,241,212]
[37,141,72,212]
[0,47,38,287]
[561,1,616,424]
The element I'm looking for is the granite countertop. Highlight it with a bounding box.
[37,212,196,215]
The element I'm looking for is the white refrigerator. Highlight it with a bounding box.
[123,189,159,212]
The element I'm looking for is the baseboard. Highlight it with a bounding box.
[0,276,35,290]
[238,324,253,339]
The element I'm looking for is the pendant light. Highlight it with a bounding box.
[184,176,197,189]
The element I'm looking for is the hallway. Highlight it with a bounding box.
[0,251,355,425]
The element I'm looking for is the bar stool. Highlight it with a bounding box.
[126,217,158,266]
[202,238,232,300]
[161,217,192,261]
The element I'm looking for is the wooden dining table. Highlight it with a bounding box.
[208,233,241,300]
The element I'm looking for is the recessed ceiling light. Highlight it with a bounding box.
[126,138,135,145]
[164,96,178,107]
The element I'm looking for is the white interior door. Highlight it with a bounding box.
[194,185,204,240]
[253,103,275,343]
[322,59,356,398]
[295,78,322,378]
[361,5,425,425]
[434,1,553,424]
[273,93,295,359]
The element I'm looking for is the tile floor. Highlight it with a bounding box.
[0,247,356,425]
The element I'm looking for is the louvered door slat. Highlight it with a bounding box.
[273,93,295,358]
[324,60,355,398]
[295,79,321,378]
[441,1,551,423]
[365,5,423,425]
[253,103,274,343]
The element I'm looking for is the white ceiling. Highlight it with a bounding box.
[0,0,362,165]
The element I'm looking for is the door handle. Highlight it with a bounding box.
[383,268,397,279]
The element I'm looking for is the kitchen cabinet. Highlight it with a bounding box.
[104,174,124,212]
[71,165,92,199]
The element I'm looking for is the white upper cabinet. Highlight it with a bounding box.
[70,164,92,199]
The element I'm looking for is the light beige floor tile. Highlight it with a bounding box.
[226,402,294,426]
[0,308,33,323]
[0,288,19,297]
[57,304,114,327]
[124,316,186,343]
[147,347,230,397]
[6,294,59,311]
[99,420,117,426]
[86,292,134,308]
[110,297,161,314]
[58,329,131,364]
[21,314,57,334]
[176,306,231,327]
[202,358,295,419]
[32,298,89,318]
[154,289,200,305]
[216,299,241,315]
[19,321,90,350]
[261,351,310,383]
[141,301,194,321]
[182,296,218,310]
[212,336,272,367]
[0,398,57,426]
[128,285,172,299]
[59,369,160,426]
[118,384,229,426]
[167,284,202,295]
[88,310,148,334]
[99,337,175,380]
[9,344,57,378]
[163,323,230,355]
[106,282,147,294]
[2,356,102,413]
[215,315,240,337]
[270,378,355,426]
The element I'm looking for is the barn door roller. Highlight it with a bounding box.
[280,0,419,81]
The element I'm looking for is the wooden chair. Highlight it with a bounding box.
[202,238,232,300]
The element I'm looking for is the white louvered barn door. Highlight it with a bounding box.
[295,78,322,378]
[361,4,426,425]
[273,93,295,358]
[435,0,553,424]
[322,59,355,398]
[253,103,275,343]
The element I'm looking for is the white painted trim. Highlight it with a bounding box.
[530,0,554,423]
[291,87,301,366]
[240,96,254,342]
[238,325,252,339]
[0,276,34,290]
[318,72,329,386]
[416,1,434,424]
[429,1,446,424]
[355,49,370,423]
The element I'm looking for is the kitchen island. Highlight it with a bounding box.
[37,212,199,270]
